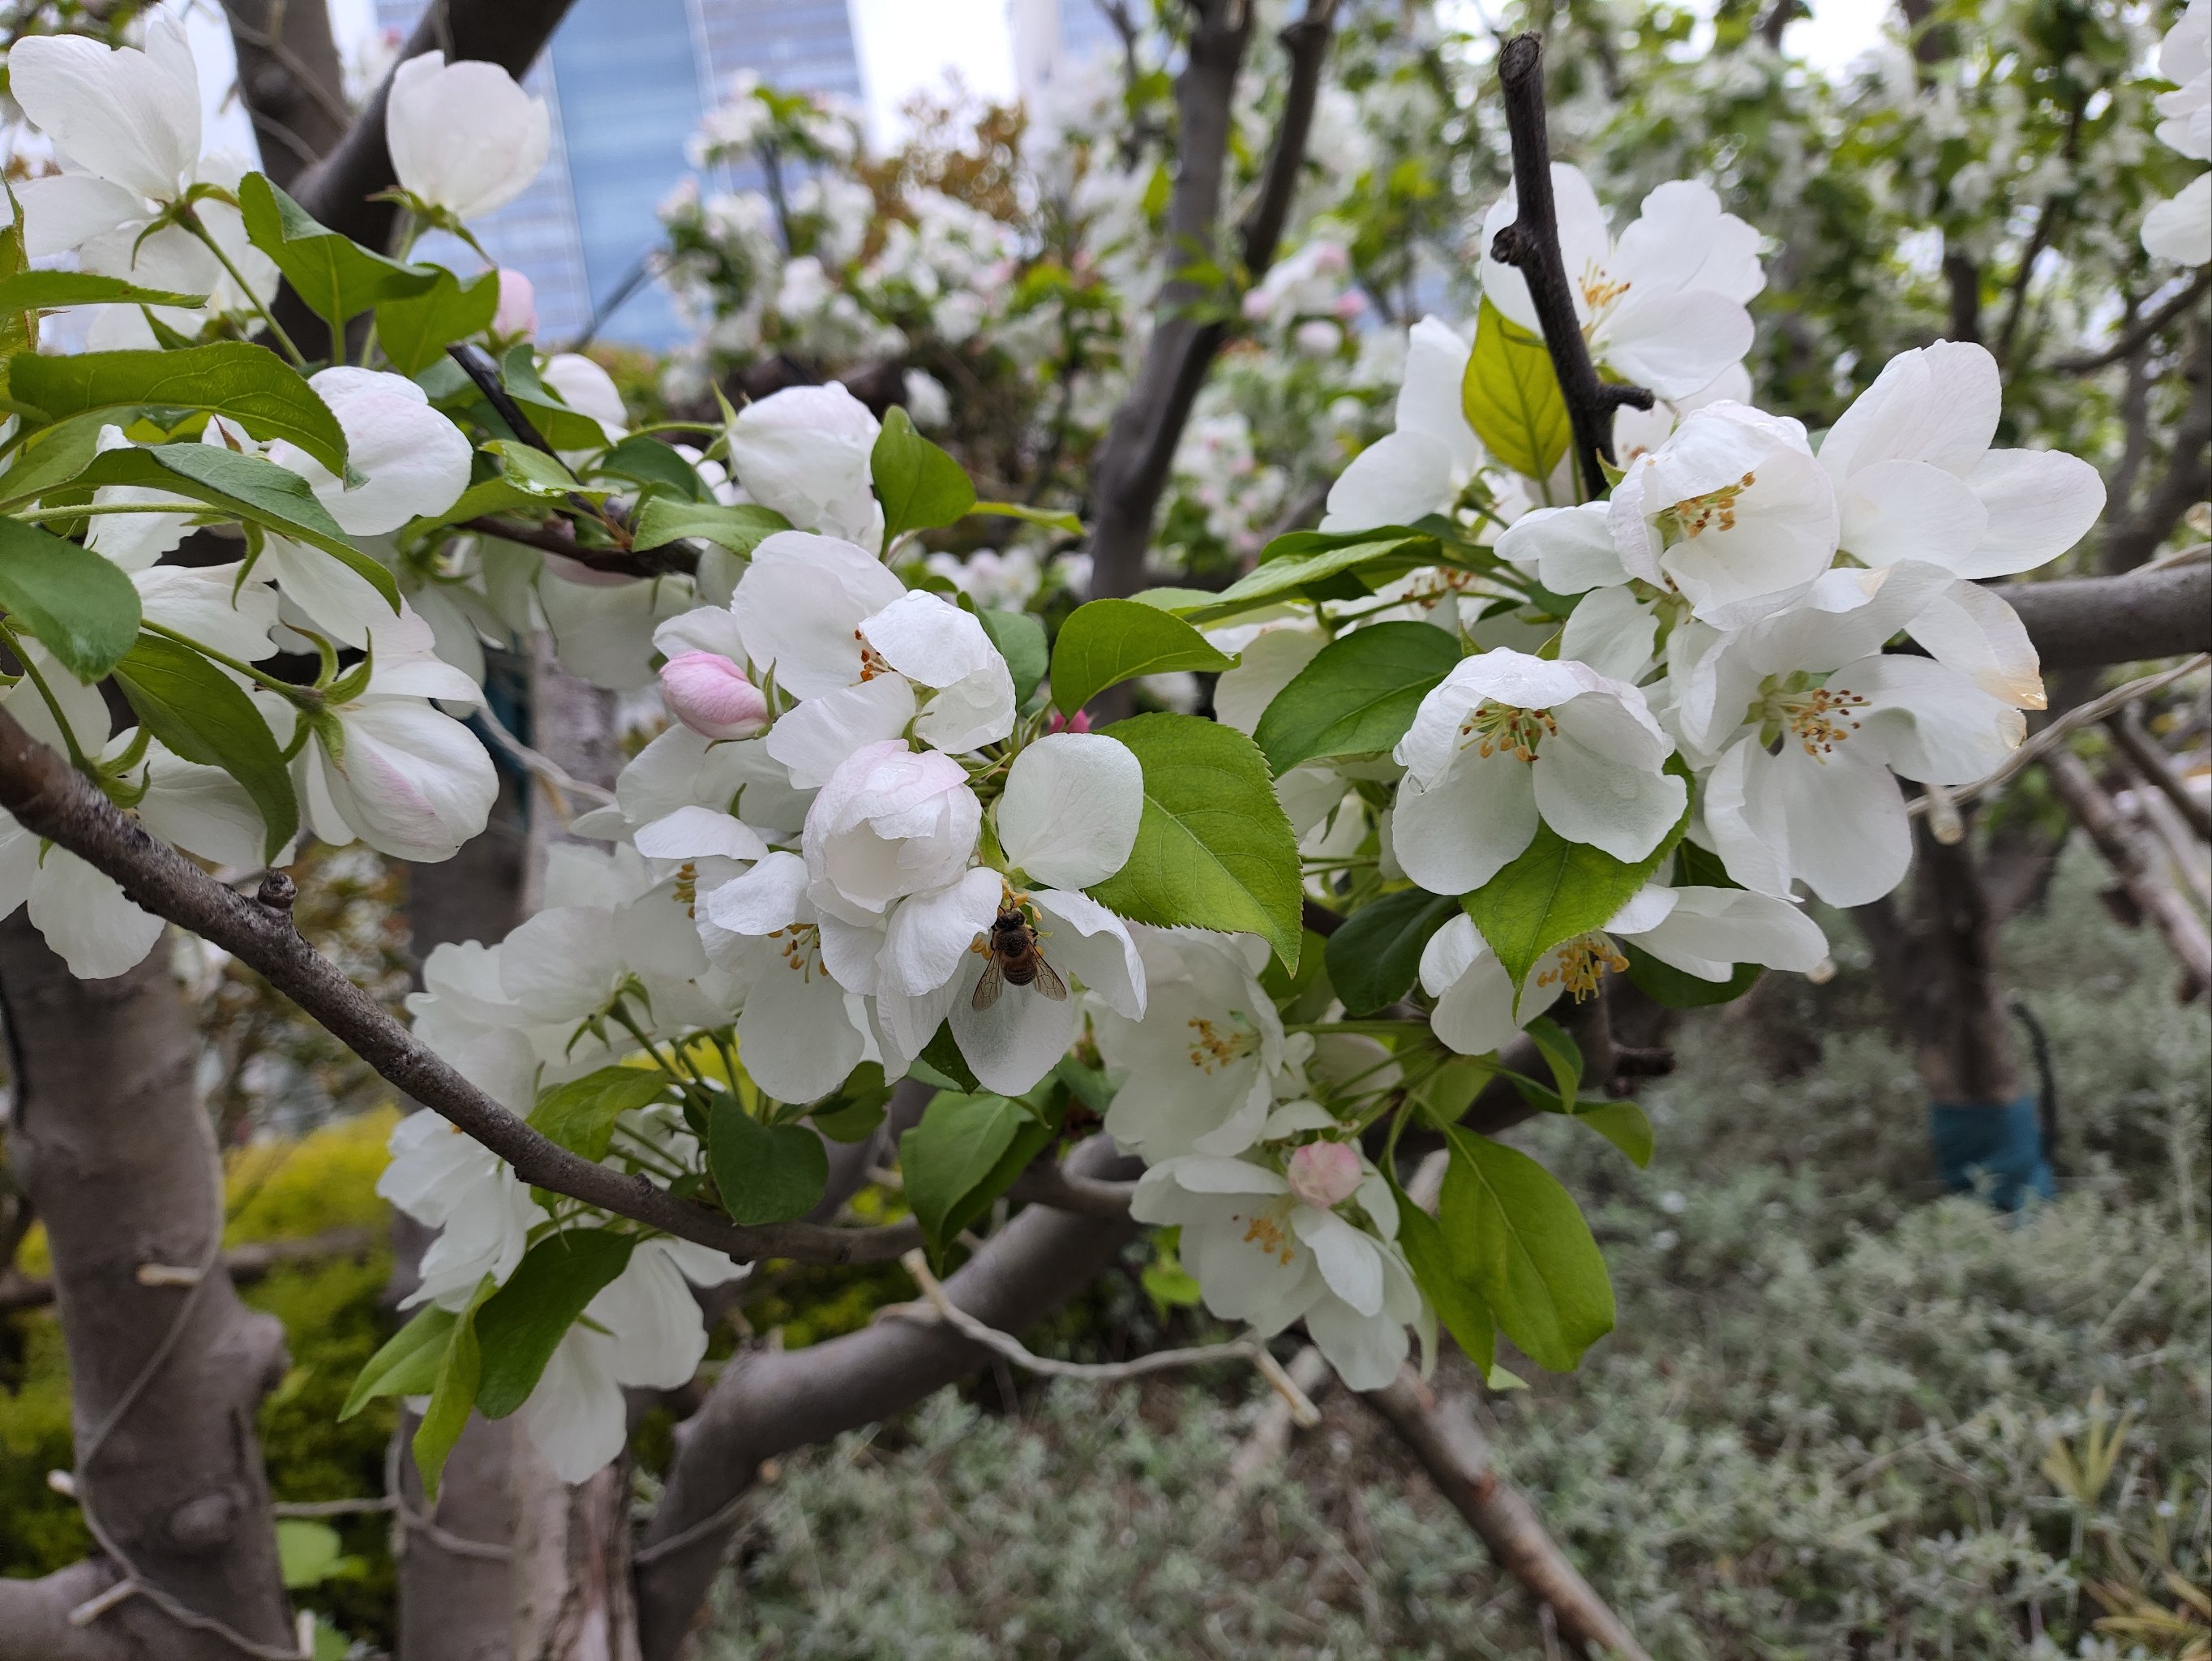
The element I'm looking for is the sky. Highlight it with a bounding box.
[185,0,1897,169]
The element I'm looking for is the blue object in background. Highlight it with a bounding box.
[1928,1094,2056,1211]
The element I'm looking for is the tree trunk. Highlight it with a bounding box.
[0,919,294,1660]
[218,0,352,187]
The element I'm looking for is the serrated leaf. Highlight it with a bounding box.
[526,1065,671,1163]
[472,1230,637,1419]
[340,1303,457,1420]
[978,607,1048,705]
[1178,532,1434,626]
[1573,1099,1653,1167]
[898,1089,1059,1260]
[1438,1127,1613,1371]
[1254,620,1460,775]
[1049,598,1234,715]
[1462,297,1569,483]
[240,173,438,344]
[1325,886,1459,1016]
[114,634,298,861]
[709,1095,829,1225]
[9,342,348,474]
[66,443,401,613]
[1389,1169,1497,1373]
[1087,713,1304,972]
[0,517,143,680]
[373,265,500,376]
[593,435,710,501]
[631,496,787,553]
[1461,777,1691,993]
[411,1277,492,1500]
[872,406,975,546]
[0,271,205,311]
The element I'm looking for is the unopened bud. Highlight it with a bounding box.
[660,650,768,739]
[494,268,538,339]
[1285,1141,1362,1210]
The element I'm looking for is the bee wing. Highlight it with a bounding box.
[971,957,1006,1011]
[1032,956,1069,1002]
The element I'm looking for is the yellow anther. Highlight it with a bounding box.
[1661,470,1758,539]
[1458,701,1558,762]
[1187,1016,1256,1073]
[1537,933,1630,1002]
[1781,686,1869,757]
[1235,1204,1297,1267]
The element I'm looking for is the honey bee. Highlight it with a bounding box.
[972,905,1068,1011]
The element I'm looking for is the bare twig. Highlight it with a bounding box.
[887,1249,1318,1420]
[1487,33,1654,498]
[2107,704,2212,841]
[2053,270,2212,372]
[2044,750,2212,996]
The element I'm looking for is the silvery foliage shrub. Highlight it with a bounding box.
[0,2,2197,1495]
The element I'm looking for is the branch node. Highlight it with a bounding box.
[254,870,298,915]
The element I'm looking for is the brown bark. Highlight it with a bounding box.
[2045,751,2212,996]
[218,0,351,187]
[1363,1368,1651,1660]
[0,920,293,1660]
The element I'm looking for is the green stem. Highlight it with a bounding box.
[140,620,312,701]
[180,208,308,368]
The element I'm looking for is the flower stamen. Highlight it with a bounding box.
[1459,701,1557,762]
[1537,932,1629,1002]
[1660,471,1758,539]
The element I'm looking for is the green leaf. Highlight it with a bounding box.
[526,1066,672,1163]
[276,1520,348,1590]
[812,1093,888,1144]
[0,517,143,680]
[495,342,617,451]
[1254,620,1460,775]
[978,608,1048,706]
[0,271,205,312]
[1177,533,1434,626]
[1087,713,1304,972]
[871,406,975,546]
[1325,886,1459,1017]
[593,435,709,501]
[113,634,298,861]
[631,496,787,553]
[709,1095,829,1225]
[1460,774,1691,992]
[340,1303,457,1420]
[412,1278,492,1499]
[1049,598,1235,716]
[1521,1015,1582,1114]
[240,172,437,341]
[1461,297,1570,483]
[1389,1169,1497,1373]
[912,1022,981,1093]
[1622,939,1762,1009]
[1573,1099,1654,1168]
[9,342,349,474]
[1438,1127,1613,1372]
[373,265,500,377]
[971,499,1082,534]
[473,1230,637,1419]
[898,1089,1058,1259]
[67,443,401,613]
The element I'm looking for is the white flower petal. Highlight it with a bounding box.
[997,733,1144,890]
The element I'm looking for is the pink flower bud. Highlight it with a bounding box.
[1285,1141,1362,1210]
[493,268,538,339]
[660,650,768,740]
[1047,709,1092,734]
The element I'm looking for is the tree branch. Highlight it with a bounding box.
[289,0,580,246]
[632,1135,1143,1661]
[0,1561,134,1661]
[0,704,917,1271]
[2107,702,2212,841]
[1487,32,1654,500]
[1998,562,2212,670]
[2052,269,2212,372]
[1362,1368,1653,1660]
[2043,750,2212,997]
[1082,0,1340,610]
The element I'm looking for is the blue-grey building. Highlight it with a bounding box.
[374,0,867,347]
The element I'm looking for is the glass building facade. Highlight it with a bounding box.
[373,0,865,347]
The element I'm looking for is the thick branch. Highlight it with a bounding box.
[289,0,579,246]
[1083,0,1340,607]
[633,1135,1143,1661]
[1488,33,1653,499]
[1999,562,2212,670]
[0,1561,134,1661]
[0,704,915,1270]
[467,517,699,579]
[219,0,351,187]
[1363,1369,1652,1661]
